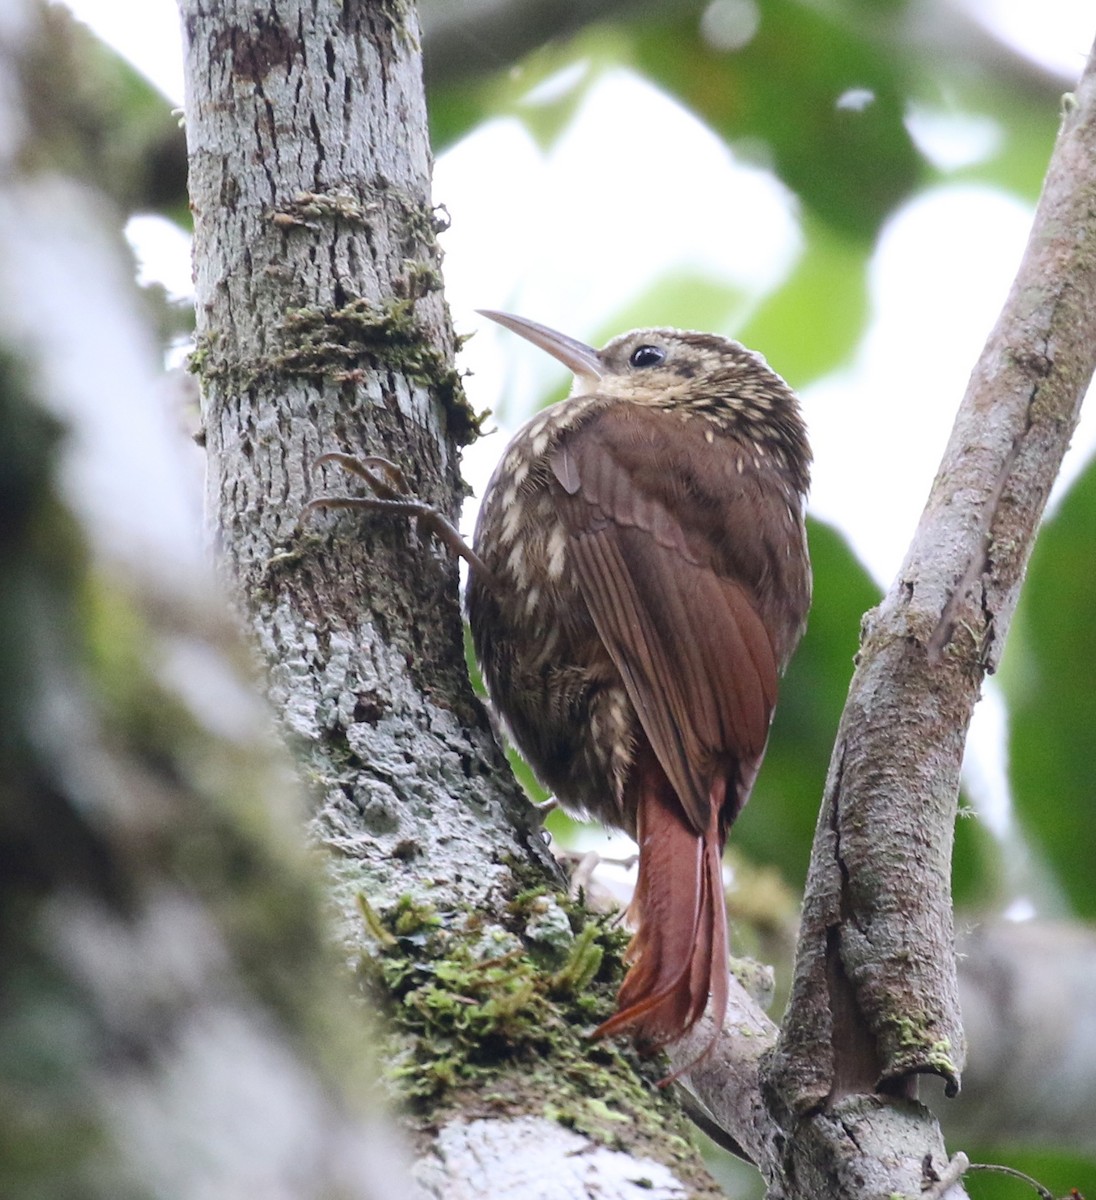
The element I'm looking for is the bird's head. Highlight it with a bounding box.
[477,310,809,479]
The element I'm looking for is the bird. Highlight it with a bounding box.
[466,311,811,1058]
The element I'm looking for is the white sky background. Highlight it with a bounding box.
[59,0,1096,890]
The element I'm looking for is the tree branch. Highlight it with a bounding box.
[748,31,1096,1198]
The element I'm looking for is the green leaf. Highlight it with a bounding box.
[1000,455,1096,917]
[624,0,923,240]
[734,517,879,882]
[737,214,870,388]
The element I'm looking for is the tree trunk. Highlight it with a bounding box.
[6,0,1096,1195]
[180,1,724,1195]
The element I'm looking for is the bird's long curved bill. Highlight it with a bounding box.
[477,309,602,388]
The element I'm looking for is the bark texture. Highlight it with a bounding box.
[181,0,543,922]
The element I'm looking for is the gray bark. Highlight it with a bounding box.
[181,0,540,919]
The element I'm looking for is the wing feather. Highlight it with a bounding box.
[551,411,780,833]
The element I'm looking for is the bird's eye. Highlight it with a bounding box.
[629,344,666,368]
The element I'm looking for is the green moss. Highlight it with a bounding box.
[372,0,417,45]
[275,297,485,444]
[924,1038,958,1078]
[185,328,222,378]
[399,194,450,249]
[187,278,484,446]
[352,886,716,1168]
[397,259,445,299]
[361,892,625,1086]
[547,921,604,995]
[356,893,398,947]
[186,179,485,444]
[886,1014,960,1087]
[266,178,444,246]
[269,189,374,229]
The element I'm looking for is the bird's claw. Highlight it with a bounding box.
[304,451,490,577]
[312,452,409,498]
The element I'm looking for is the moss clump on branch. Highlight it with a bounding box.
[267,181,449,268]
[354,889,709,1167]
[885,1013,960,1093]
[395,259,445,300]
[268,189,376,230]
[277,296,485,444]
[187,292,485,445]
[358,890,624,1099]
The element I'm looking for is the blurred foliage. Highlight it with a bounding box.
[736,213,870,389]
[626,0,921,240]
[962,1147,1095,1200]
[34,6,188,223]
[1001,455,1096,920]
[426,0,1063,228]
[430,1,919,239]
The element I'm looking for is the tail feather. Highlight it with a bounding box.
[594,753,730,1056]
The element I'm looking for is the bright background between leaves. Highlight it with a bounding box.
[62,0,1096,1194]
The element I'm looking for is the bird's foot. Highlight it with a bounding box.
[304,452,488,574]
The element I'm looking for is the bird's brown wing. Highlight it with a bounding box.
[550,406,779,834]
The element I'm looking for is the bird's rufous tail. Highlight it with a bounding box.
[593,752,729,1062]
